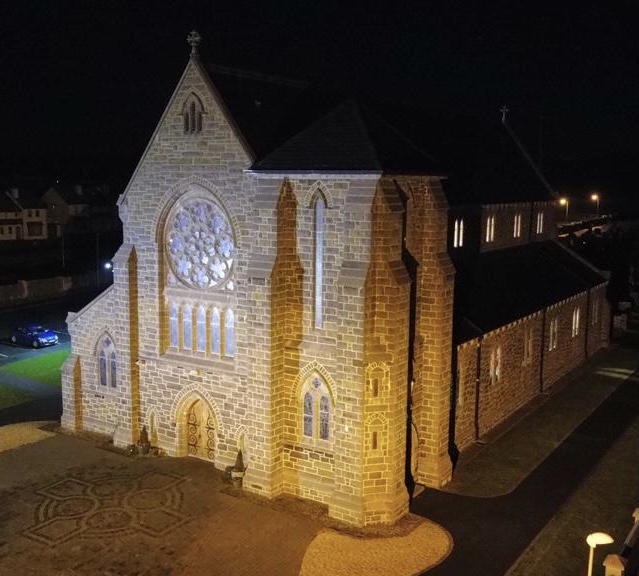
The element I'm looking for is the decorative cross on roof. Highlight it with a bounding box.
[187,30,201,54]
[500,105,509,123]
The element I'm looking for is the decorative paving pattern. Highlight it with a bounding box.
[23,471,189,545]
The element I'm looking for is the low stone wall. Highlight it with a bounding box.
[0,272,100,308]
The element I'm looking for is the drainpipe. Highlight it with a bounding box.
[474,337,483,441]
[584,290,591,359]
[539,308,547,394]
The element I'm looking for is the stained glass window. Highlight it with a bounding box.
[319,396,330,440]
[197,306,206,352]
[165,197,235,290]
[99,350,107,386]
[170,302,179,348]
[224,309,235,357]
[183,305,193,350]
[109,352,117,387]
[303,393,313,437]
[302,375,332,442]
[98,335,116,388]
[211,308,221,354]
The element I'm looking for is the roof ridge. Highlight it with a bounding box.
[358,102,439,167]
[206,63,309,89]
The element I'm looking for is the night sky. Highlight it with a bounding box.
[1,1,637,200]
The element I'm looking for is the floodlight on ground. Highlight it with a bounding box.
[586,532,614,576]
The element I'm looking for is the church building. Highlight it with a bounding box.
[61,33,610,527]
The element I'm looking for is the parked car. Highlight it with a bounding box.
[10,324,59,348]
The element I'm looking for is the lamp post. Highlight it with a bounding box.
[591,193,600,217]
[586,532,613,576]
[559,197,569,222]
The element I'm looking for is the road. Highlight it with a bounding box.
[0,290,101,363]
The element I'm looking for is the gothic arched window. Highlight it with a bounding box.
[196,305,207,352]
[182,304,193,350]
[211,307,221,354]
[224,308,235,357]
[97,335,117,388]
[182,93,204,135]
[170,302,179,348]
[301,375,332,442]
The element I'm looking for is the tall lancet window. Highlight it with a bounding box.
[170,303,179,348]
[224,308,235,357]
[314,194,326,328]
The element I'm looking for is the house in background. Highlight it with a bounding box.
[0,191,22,241]
[42,183,120,237]
[0,188,48,241]
[61,34,610,528]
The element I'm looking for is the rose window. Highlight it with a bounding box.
[166,197,235,289]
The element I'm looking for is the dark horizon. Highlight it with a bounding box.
[1,1,637,206]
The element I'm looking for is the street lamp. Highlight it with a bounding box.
[591,193,600,217]
[586,532,613,576]
[559,197,569,221]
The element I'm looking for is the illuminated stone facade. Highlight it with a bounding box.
[61,47,610,527]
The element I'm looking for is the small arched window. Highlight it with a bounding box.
[170,302,179,348]
[182,93,204,135]
[109,352,117,388]
[196,306,207,352]
[211,307,221,354]
[301,375,332,442]
[99,350,107,387]
[224,308,235,357]
[182,304,193,350]
[453,218,464,248]
[97,335,117,388]
[303,392,314,437]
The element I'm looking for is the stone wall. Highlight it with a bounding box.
[453,286,610,453]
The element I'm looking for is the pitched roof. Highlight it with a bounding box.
[251,99,440,173]
[454,240,607,342]
[204,63,553,199]
[205,64,441,174]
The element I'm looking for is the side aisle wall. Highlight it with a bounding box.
[454,285,610,453]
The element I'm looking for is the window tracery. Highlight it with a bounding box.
[97,335,117,388]
[166,197,235,290]
[301,375,332,442]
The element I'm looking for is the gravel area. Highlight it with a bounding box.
[300,517,452,576]
[0,421,56,453]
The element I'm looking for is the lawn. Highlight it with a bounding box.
[0,385,34,409]
[0,349,70,388]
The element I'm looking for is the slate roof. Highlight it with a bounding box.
[252,99,440,173]
[454,240,607,343]
[204,63,553,202]
[205,64,441,174]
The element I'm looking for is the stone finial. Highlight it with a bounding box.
[187,30,201,55]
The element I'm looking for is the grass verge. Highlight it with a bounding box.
[0,349,70,387]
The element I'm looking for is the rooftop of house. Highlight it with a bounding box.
[44,184,115,206]
[1,189,46,211]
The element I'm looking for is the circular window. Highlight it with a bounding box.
[165,197,235,289]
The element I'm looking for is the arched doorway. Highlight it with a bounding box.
[185,399,216,460]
